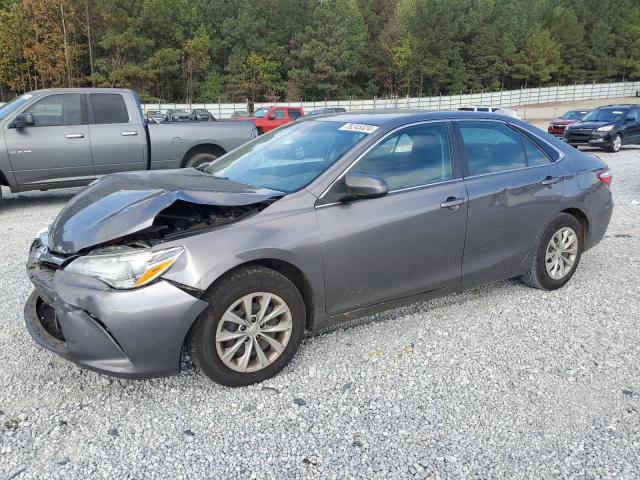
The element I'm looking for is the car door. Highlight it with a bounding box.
[87,92,146,174]
[270,108,288,129]
[4,93,93,186]
[622,109,640,143]
[316,121,468,315]
[454,120,564,283]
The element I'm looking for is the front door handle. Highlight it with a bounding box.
[65,133,84,139]
[121,131,138,136]
[440,197,466,210]
[541,176,562,185]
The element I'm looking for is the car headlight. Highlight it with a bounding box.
[65,246,183,289]
[596,125,614,132]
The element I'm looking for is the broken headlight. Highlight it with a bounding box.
[65,246,183,289]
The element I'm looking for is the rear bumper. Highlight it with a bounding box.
[24,267,208,379]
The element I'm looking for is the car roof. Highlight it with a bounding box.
[310,110,520,126]
[598,104,638,109]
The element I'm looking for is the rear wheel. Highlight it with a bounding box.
[606,133,622,153]
[184,152,218,169]
[189,267,305,387]
[521,213,582,290]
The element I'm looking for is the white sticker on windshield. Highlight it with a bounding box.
[339,123,379,134]
[21,94,32,100]
[612,111,623,114]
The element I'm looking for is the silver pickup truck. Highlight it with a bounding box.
[0,88,256,196]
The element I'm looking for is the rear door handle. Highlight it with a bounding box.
[65,133,84,139]
[121,131,138,136]
[440,197,466,210]
[541,176,562,185]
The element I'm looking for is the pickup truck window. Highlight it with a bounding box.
[273,109,285,120]
[0,95,30,121]
[89,93,129,124]
[24,94,83,127]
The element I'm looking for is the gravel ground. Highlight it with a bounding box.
[1,147,639,480]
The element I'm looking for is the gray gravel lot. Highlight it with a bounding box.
[1,147,639,479]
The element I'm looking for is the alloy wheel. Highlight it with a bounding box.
[545,227,578,280]
[215,292,293,373]
[612,135,622,152]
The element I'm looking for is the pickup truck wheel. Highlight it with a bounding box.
[184,152,217,169]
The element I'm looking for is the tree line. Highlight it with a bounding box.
[0,0,638,103]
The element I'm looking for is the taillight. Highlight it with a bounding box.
[597,168,612,185]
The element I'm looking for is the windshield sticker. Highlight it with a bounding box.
[339,123,379,134]
[21,94,32,100]
[612,111,623,114]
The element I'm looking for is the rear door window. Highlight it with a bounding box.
[458,122,526,176]
[24,94,83,127]
[89,93,129,124]
[288,109,302,120]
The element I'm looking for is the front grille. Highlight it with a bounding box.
[35,296,65,342]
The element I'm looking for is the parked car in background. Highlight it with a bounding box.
[231,111,250,119]
[164,109,191,122]
[306,107,347,116]
[190,108,214,121]
[0,88,257,196]
[548,110,591,137]
[24,111,612,386]
[564,104,640,152]
[459,106,519,118]
[232,106,304,134]
[145,110,165,123]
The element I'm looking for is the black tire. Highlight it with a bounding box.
[520,213,583,290]
[184,152,218,169]
[189,267,306,387]
[606,133,622,153]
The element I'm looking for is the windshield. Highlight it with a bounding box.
[560,110,588,120]
[252,107,269,118]
[0,95,32,121]
[204,120,372,192]
[582,109,625,122]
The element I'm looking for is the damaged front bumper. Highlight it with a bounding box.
[25,242,209,379]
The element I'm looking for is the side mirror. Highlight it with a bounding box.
[267,115,275,120]
[341,173,388,202]
[12,113,35,128]
[625,117,635,124]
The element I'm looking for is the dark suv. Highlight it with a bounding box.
[564,104,640,152]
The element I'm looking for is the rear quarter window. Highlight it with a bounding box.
[90,93,129,124]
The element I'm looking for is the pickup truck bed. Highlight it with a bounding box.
[0,88,256,195]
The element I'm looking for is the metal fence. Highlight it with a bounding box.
[145,81,640,119]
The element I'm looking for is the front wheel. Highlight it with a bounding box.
[606,133,622,153]
[521,213,582,290]
[189,267,306,387]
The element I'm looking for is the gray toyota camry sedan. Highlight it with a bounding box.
[25,111,613,386]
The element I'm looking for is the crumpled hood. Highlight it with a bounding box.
[48,169,283,254]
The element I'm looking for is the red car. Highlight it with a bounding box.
[233,106,304,134]
[548,110,591,137]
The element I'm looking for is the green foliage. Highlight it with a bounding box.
[0,0,638,101]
